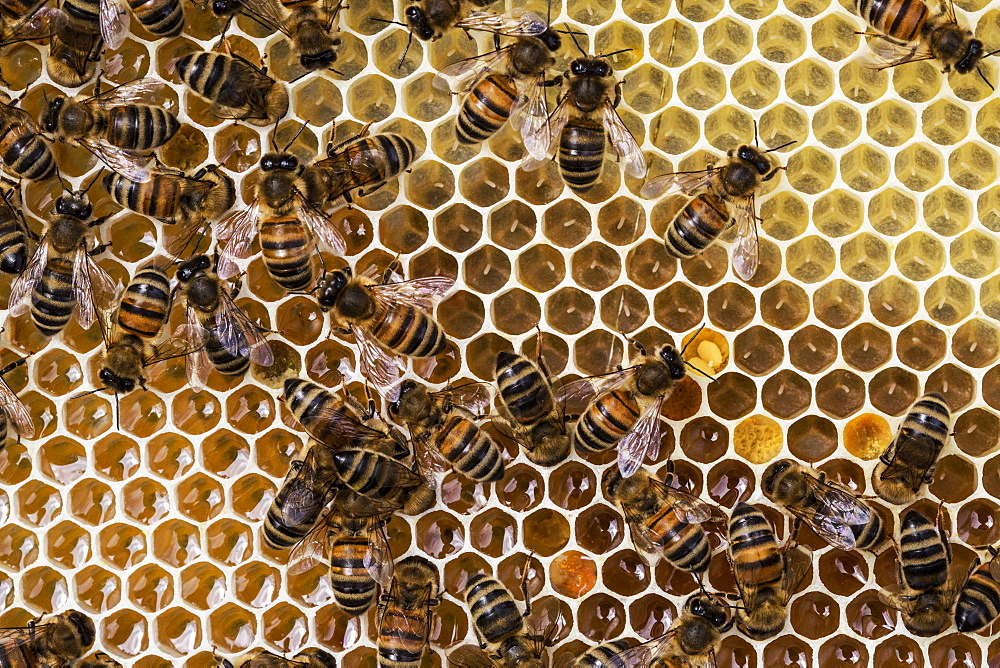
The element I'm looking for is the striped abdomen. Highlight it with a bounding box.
[106,105,179,151]
[106,172,183,220]
[558,118,605,193]
[728,503,783,589]
[128,0,183,36]
[665,193,731,259]
[117,264,170,338]
[368,301,445,358]
[955,560,1000,633]
[456,74,517,145]
[496,352,553,427]
[434,415,504,482]
[575,640,631,668]
[855,0,928,43]
[645,502,711,572]
[573,388,641,453]
[61,0,99,25]
[332,449,411,500]
[329,133,417,197]
[31,254,75,336]
[0,639,33,666]
[0,119,55,182]
[897,393,951,455]
[203,326,250,377]
[849,504,884,551]
[260,216,313,291]
[0,209,27,274]
[899,509,949,591]
[329,535,378,616]
[262,461,328,549]
[175,52,249,109]
[377,600,429,667]
[464,574,522,647]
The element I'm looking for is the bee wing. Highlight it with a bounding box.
[181,309,212,389]
[654,482,714,524]
[512,75,551,161]
[214,288,274,365]
[446,645,495,668]
[72,245,117,331]
[554,366,637,417]
[878,433,938,490]
[616,396,664,479]
[5,6,67,44]
[857,36,934,70]
[602,99,647,179]
[369,276,454,311]
[80,138,152,182]
[91,77,167,106]
[216,201,260,280]
[436,382,493,416]
[639,168,717,199]
[621,505,665,557]
[412,435,448,481]
[730,196,759,281]
[0,378,33,439]
[604,634,672,667]
[7,236,48,317]
[0,101,37,129]
[778,543,813,605]
[293,191,346,255]
[455,9,548,36]
[433,47,511,93]
[521,97,567,171]
[792,477,871,550]
[99,0,129,50]
[352,324,404,390]
[232,0,290,35]
[144,336,203,365]
[364,519,395,587]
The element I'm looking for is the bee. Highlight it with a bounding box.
[263,441,340,551]
[0,97,56,183]
[494,350,570,467]
[955,546,1000,633]
[880,508,961,637]
[433,28,560,160]
[173,49,290,126]
[603,466,714,574]
[47,0,102,87]
[314,267,452,389]
[7,180,117,338]
[524,41,646,193]
[311,132,418,208]
[0,357,34,451]
[232,0,342,71]
[0,183,34,274]
[326,510,393,617]
[377,555,439,668]
[640,139,792,281]
[872,392,951,505]
[0,0,67,81]
[93,0,184,51]
[0,609,98,665]
[389,379,504,484]
[463,572,552,667]
[39,77,179,160]
[403,0,547,43]
[854,0,997,79]
[175,254,273,386]
[77,652,123,667]
[558,340,691,478]
[232,649,338,668]
[726,502,812,640]
[567,640,631,668]
[761,458,887,552]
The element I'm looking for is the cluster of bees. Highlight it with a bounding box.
[0,0,993,657]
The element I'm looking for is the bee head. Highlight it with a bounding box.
[538,28,562,51]
[55,193,92,219]
[734,145,773,175]
[177,254,212,282]
[300,50,338,71]
[404,5,434,40]
[211,0,239,16]
[570,57,610,77]
[658,345,686,380]
[39,96,66,133]
[66,610,96,650]
[99,367,135,394]
[685,594,730,629]
[261,153,299,172]
[956,38,985,74]
[388,379,421,417]
[317,269,350,310]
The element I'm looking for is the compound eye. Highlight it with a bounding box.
[571,61,585,74]
[596,62,610,76]
[405,5,419,16]
[737,146,754,161]
[99,369,113,382]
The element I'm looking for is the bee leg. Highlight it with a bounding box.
[89,240,112,256]
[627,337,647,356]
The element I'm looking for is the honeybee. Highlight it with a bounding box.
[564,640,631,668]
[311,132,418,208]
[433,29,560,159]
[325,510,393,616]
[47,0,102,87]
[0,357,34,450]
[95,0,184,50]
[403,0,546,43]
[0,97,56,183]
[955,546,1000,633]
[315,266,452,389]
[0,610,99,666]
[640,141,791,281]
[233,0,342,71]
[175,254,273,386]
[524,46,646,193]
[377,555,439,668]
[854,0,995,79]
[727,502,812,640]
[761,459,886,552]
[174,49,290,126]
[494,350,570,467]
[263,442,340,551]
[463,572,551,667]
[7,181,117,338]
[603,466,714,574]
[0,0,67,81]
[232,648,338,668]
[880,508,961,637]
[602,594,733,668]
[558,340,690,478]
[872,392,951,505]
[0,183,34,274]
[389,379,504,483]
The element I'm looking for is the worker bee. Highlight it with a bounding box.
[494,350,570,467]
[377,555,439,668]
[403,0,547,43]
[232,648,338,668]
[761,459,887,552]
[389,379,504,484]
[433,28,560,159]
[263,442,340,551]
[0,183,34,274]
[173,49,290,126]
[727,502,812,640]
[558,340,692,477]
[0,97,56,183]
[955,546,1000,633]
[231,0,342,71]
[854,0,997,80]
[523,41,646,193]
[872,392,951,505]
[564,640,631,668]
[314,266,452,389]
[47,0,102,87]
[326,510,393,616]
[880,508,961,637]
[0,357,34,450]
[603,466,714,575]
[0,610,98,666]
[95,0,184,50]
[0,0,67,81]
[7,180,117,338]
[640,139,792,281]
[311,132,418,208]
[463,572,552,667]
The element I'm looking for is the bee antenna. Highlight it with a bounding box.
[70,387,107,400]
[368,16,408,27]
[765,139,797,153]
[282,120,310,152]
[680,323,706,355]
[977,65,995,92]
[81,168,104,196]
[684,361,717,383]
[753,119,759,148]
[563,22,586,56]
[397,30,414,71]
[54,168,71,195]
[597,48,632,59]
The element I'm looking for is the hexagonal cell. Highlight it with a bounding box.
[464,245,511,294]
[622,64,671,114]
[206,519,253,566]
[653,282,704,332]
[923,186,972,237]
[15,480,61,527]
[171,389,222,435]
[949,141,997,190]
[895,232,945,281]
[868,276,920,326]
[757,16,806,62]
[816,369,865,419]
[785,146,836,195]
[866,188,915,237]
[702,18,752,64]
[68,478,115,526]
[209,602,256,655]
[180,562,226,611]
[785,59,834,106]
[121,478,170,526]
[128,563,174,613]
[895,142,944,192]
[99,524,146,570]
[707,372,757,420]
[404,161,455,210]
[924,275,974,325]
[676,63,727,111]
[922,98,969,145]
[867,100,916,147]
[814,279,864,328]
[812,101,861,149]
[870,367,919,416]
[650,107,700,155]
[892,60,942,102]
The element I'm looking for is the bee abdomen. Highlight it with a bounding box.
[456,75,516,145]
[370,303,445,358]
[260,217,314,291]
[558,119,605,193]
[856,0,927,43]
[465,574,521,644]
[107,105,180,151]
[956,563,1000,633]
[106,172,183,219]
[377,608,425,665]
[205,332,251,376]
[0,412,8,450]
[576,640,631,668]
[729,503,783,586]
[329,536,378,616]
[117,264,170,338]
[32,257,76,336]
[573,389,640,453]
[665,193,731,259]
[436,415,504,482]
[0,213,27,274]
[899,510,948,590]
[851,507,885,551]
[128,0,184,36]
[0,123,55,182]
[497,354,552,426]
[654,508,711,572]
[899,393,951,443]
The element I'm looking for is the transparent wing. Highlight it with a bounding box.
[602,99,646,179]
[512,75,551,161]
[80,138,151,182]
[446,645,495,668]
[434,382,493,416]
[0,101,38,132]
[294,191,346,255]
[554,367,637,417]
[879,433,939,489]
[144,336,203,366]
[369,276,454,311]
[639,167,717,199]
[181,310,212,388]
[455,9,548,36]
[412,435,449,481]
[214,288,274,365]
[5,7,67,44]
[779,543,813,605]
[857,37,934,70]
[523,97,568,170]
[72,246,116,330]
[352,324,404,390]
[432,46,511,93]
[7,237,47,316]
[0,379,33,439]
[363,519,394,587]
[621,504,667,556]
[91,77,167,106]
[730,196,759,281]
[616,396,663,479]
[99,0,129,50]
[232,0,289,34]
[793,477,873,550]
[652,479,714,524]
[605,634,674,667]
[216,201,260,279]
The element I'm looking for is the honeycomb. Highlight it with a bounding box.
[2,0,1000,662]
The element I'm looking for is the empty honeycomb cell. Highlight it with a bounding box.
[866,101,916,148]
[953,319,1000,368]
[733,326,783,376]
[845,145,892,192]
[707,372,757,420]
[815,369,865,419]
[814,279,864,328]
[869,367,920,416]
[786,59,835,106]
[895,143,943,192]
[572,331,625,378]
[680,416,728,463]
[404,161,454,209]
[891,61,942,103]
[757,16,806,62]
[577,593,627,642]
[786,236,836,283]
[676,63,727,111]
[461,159,510,209]
[812,101,862,149]
[650,107,700,154]
[707,282,756,331]
[437,291,486,340]
[760,280,810,330]
[785,146,836,195]
[434,203,482,252]
[787,415,837,462]
[929,454,978,503]
[925,186,972,236]
[46,519,90,569]
[729,61,781,109]
[702,17,753,64]
[377,206,428,255]
[924,275,974,325]
[128,564,174,613]
[895,232,945,281]
[761,369,811,419]
[949,141,998,190]
[69,479,115,526]
[463,333,511,380]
